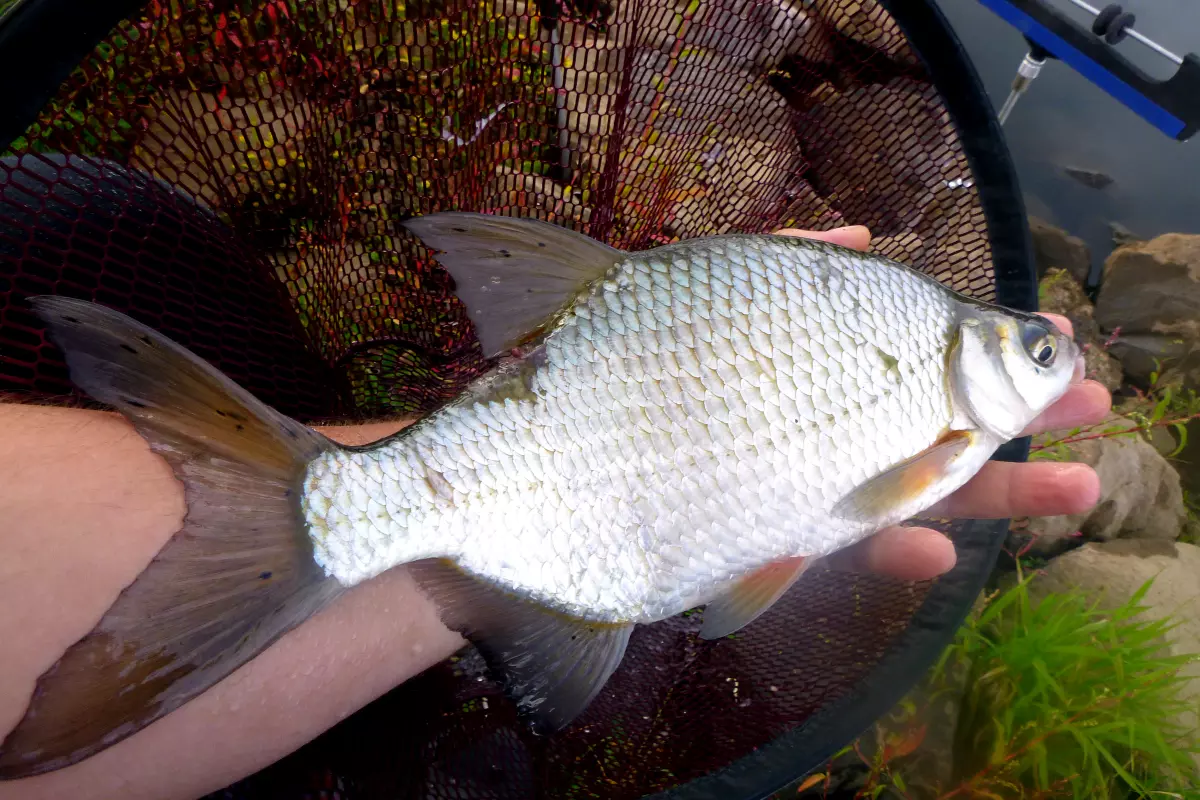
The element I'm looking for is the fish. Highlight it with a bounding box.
[0,212,1080,778]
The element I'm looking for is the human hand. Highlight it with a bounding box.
[774,225,1112,581]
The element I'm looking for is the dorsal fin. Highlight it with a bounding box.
[403,212,624,358]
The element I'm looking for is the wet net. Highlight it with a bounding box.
[0,0,1034,797]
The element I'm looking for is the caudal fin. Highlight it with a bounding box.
[0,297,343,779]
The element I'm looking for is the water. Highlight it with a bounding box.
[934,0,1200,283]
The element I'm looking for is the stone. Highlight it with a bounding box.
[1107,334,1197,387]
[1018,413,1187,553]
[811,0,920,66]
[133,89,312,210]
[1028,216,1091,283]
[797,77,961,236]
[1037,268,1122,391]
[1096,234,1200,389]
[611,47,836,244]
[1028,540,1200,770]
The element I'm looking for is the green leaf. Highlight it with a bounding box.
[1169,422,1188,458]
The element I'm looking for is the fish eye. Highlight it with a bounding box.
[1021,323,1057,366]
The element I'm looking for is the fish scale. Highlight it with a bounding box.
[301,236,958,622]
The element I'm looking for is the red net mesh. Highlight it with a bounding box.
[0,0,1006,796]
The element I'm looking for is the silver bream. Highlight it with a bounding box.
[2,212,1079,777]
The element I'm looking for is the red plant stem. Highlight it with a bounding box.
[1030,412,1200,452]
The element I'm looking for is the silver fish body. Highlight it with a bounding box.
[5,214,1079,777]
[305,234,963,623]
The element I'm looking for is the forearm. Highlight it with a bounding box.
[0,404,463,800]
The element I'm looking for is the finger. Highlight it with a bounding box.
[925,460,1101,520]
[825,525,957,581]
[1020,380,1112,437]
[1037,312,1073,340]
[314,418,414,446]
[774,225,872,252]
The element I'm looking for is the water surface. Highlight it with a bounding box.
[934,0,1200,283]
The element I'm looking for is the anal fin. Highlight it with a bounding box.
[699,557,809,640]
[408,560,633,733]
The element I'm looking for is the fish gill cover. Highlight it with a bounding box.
[0,0,1032,797]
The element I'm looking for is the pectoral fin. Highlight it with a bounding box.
[408,559,633,733]
[699,557,809,640]
[831,429,993,527]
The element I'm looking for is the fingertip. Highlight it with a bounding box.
[1022,380,1113,436]
[1037,312,1074,339]
[1061,462,1101,514]
[774,225,872,251]
[825,225,872,251]
[911,527,958,576]
[1026,461,1101,516]
[1080,379,1115,412]
[859,526,957,581]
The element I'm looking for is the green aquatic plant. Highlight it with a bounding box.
[795,566,1200,799]
[943,568,1198,798]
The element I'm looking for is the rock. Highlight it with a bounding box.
[1096,234,1200,389]
[1037,268,1122,391]
[1097,235,1200,332]
[612,47,833,244]
[1017,413,1187,554]
[664,0,835,72]
[133,89,312,210]
[1107,334,1199,388]
[1028,540,1200,770]
[811,0,920,66]
[1029,216,1091,283]
[796,77,961,236]
[1062,165,1114,190]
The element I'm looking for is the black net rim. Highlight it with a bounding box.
[0,0,1036,797]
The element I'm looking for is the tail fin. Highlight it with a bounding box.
[0,297,343,779]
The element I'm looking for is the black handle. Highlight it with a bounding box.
[978,0,1200,140]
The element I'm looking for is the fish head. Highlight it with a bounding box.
[950,305,1081,441]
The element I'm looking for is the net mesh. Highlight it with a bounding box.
[0,0,1010,796]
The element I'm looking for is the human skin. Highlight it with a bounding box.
[0,227,1111,800]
